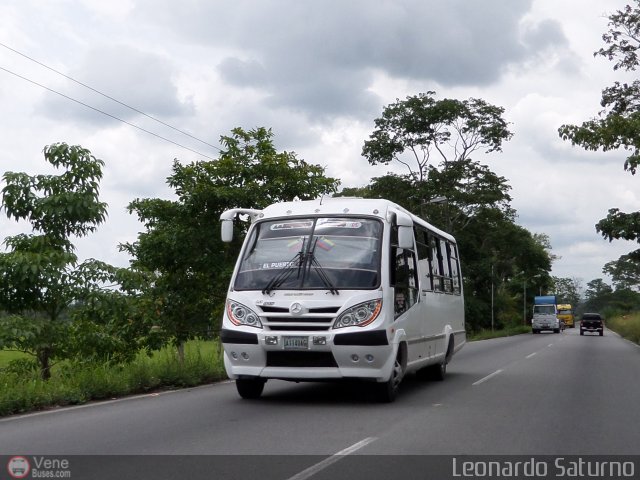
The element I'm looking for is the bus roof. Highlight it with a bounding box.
[255,197,455,242]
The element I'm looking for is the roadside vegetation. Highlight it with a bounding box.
[468,325,530,341]
[0,340,226,417]
[606,313,640,345]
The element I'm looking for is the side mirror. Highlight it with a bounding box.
[398,226,414,250]
[221,219,234,243]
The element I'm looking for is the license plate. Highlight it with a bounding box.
[283,336,308,350]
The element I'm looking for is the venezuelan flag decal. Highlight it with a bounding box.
[287,238,304,252]
[316,236,335,251]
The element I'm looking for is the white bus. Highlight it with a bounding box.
[219,197,466,402]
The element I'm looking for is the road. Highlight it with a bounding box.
[1,326,639,478]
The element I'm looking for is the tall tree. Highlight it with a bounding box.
[558,2,640,257]
[552,276,583,307]
[122,127,339,359]
[362,91,513,183]
[603,254,640,290]
[0,144,125,379]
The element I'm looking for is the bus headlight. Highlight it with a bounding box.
[226,300,263,328]
[333,299,382,329]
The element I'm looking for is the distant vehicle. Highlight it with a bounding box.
[557,304,575,328]
[532,295,560,333]
[580,313,604,336]
[219,197,466,402]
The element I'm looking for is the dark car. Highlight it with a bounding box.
[580,313,604,336]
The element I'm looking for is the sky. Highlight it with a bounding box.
[1,0,639,290]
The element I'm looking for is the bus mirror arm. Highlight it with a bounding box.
[219,208,263,242]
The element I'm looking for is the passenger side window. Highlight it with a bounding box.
[431,236,444,292]
[392,248,419,318]
[414,226,433,291]
[448,243,461,295]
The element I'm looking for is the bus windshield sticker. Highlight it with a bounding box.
[316,236,336,251]
[270,221,313,231]
[287,237,305,252]
[316,219,362,229]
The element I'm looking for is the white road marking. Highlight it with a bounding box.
[472,369,503,386]
[526,352,537,359]
[286,437,377,480]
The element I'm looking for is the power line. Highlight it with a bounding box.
[0,41,222,153]
[0,65,216,160]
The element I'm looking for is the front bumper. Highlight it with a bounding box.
[221,328,395,382]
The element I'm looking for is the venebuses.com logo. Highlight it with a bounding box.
[7,456,30,479]
[6,455,72,478]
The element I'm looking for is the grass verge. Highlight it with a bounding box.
[606,313,640,345]
[0,340,227,418]
[469,324,531,341]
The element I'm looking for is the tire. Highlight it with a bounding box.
[553,329,560,334]
[580,329,584,336]
[375,353,404,403]
[599,331,604,336]
[430,360,447,381]
[532,329,538,334]
[236,378,266,399]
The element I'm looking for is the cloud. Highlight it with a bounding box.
[135,0,561,120]
[38,45,193,125]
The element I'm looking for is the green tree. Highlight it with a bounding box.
[122,127,339,360]
[552,276,583,307]
[0,143,127,379]
[603,254,640,290]
[583,277,640,315]
[558,2,640,256]
[362,91,513,183]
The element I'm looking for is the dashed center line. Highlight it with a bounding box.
[472,369,503,386]
[286,437,377,480]
[526,352,537,359]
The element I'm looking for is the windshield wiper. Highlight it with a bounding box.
[262,251,304,295]
[306,238,339,295]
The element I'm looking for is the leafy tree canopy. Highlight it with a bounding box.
[362,92,513,183]
[603,253,640,290]
[0,144,132,379]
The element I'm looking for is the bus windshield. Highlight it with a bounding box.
[233,217,382,291]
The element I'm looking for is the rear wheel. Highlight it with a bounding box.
[430,360,447,381]
[580,329,584,336]
[236,378,266,399]
[599,331,604,336]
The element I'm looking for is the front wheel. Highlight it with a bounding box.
[374,353,404,403]
[236,378,266,399]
